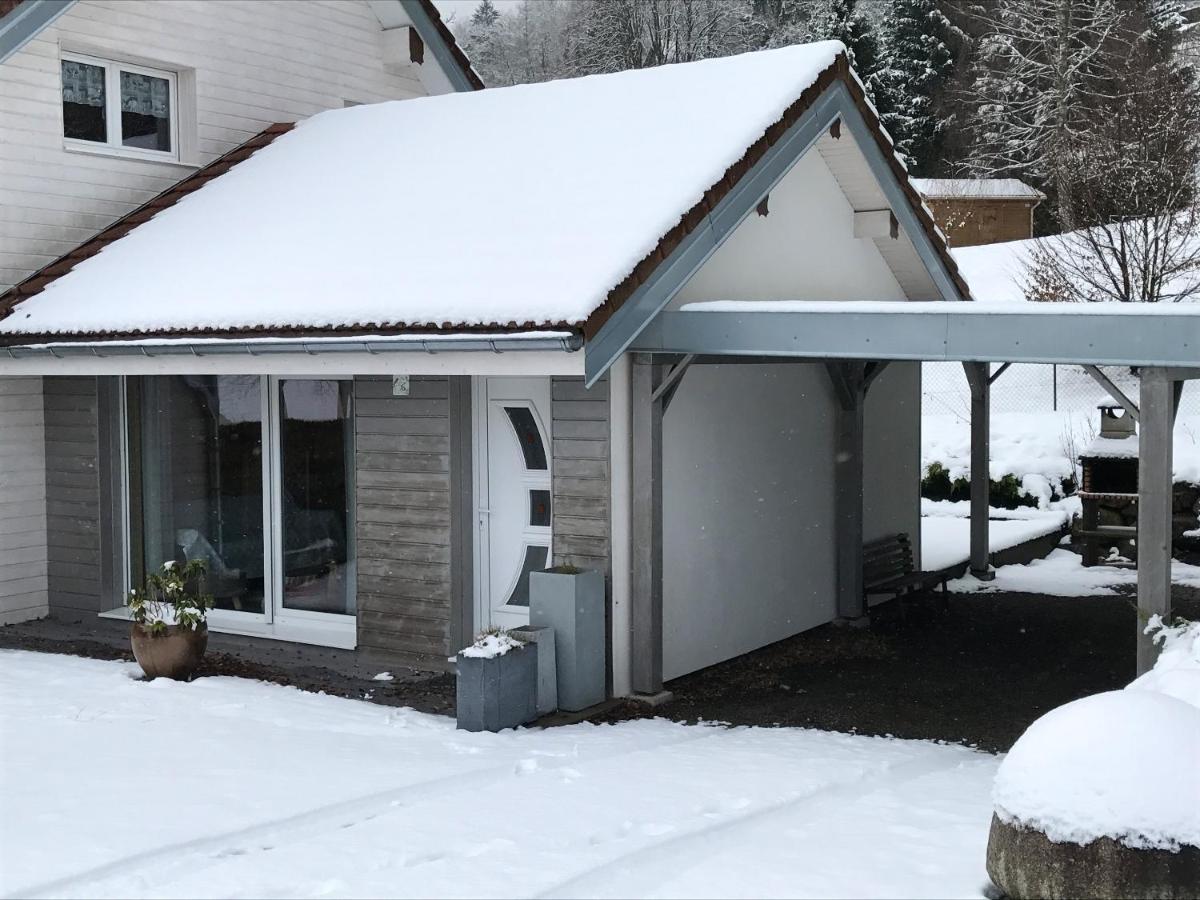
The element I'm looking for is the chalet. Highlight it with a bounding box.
[2,4,1195,701]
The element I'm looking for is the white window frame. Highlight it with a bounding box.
[103,375,357,650]
[60,51,179,163]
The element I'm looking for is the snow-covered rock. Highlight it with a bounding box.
[994,690,1200,851]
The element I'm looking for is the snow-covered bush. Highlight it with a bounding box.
[993,617,1200,852]
[126,559,214,634]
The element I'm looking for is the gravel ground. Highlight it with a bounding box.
[4,586,1195,752]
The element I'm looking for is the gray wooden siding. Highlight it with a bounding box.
[354,376,455,668]
[551,377,611,573]
[44,376,101,615]
[0,377,48,625]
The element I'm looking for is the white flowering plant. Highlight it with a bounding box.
[127,559,214,634]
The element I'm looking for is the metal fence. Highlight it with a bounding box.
[922,362,1200,420]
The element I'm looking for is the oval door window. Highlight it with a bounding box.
[506,544,550,607]
[504,406,547,470]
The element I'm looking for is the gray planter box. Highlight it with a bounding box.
[455,643,537,733]
[530,568,605,712]
[510,625,558,716]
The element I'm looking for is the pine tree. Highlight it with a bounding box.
[471,0,500,29]
[872,0,957,174]
[819,0,879,80]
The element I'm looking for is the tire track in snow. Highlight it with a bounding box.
[12,725,732,900]
[534,752,985,900]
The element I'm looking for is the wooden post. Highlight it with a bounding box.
[1136,368,1178,676]
[630,354,664,695]
[963,362,993,580]
[827,362,867,621]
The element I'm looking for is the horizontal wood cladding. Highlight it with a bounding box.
[0,377,48,624]
[923,197,1036,248]
[551,377,611,574]
[44,376,101,614]
[354,376,453,666]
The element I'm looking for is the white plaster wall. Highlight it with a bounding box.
[663,363,836,681]
[672,150,907,305]
[0,0,437,292]
[661,146,921,680]
[0,377,48,625]
[864,362,921,553]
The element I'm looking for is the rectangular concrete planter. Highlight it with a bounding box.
[455,643,537,733]
[510,625,558,716]
[530,568,605,712]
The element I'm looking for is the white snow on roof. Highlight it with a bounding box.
[0,42,846,337]
[911,178,1045,201]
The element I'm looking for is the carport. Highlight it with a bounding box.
[601,300,1200,696]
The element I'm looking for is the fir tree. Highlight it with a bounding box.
[872,0,956,174]
[819,0,879,81]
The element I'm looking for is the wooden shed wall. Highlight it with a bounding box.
[924,198,1037,248]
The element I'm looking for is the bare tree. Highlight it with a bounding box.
[1024,203,1200,303]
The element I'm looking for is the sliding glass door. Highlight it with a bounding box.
[125,375,355,645]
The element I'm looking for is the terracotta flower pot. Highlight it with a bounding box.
[130,622,208,681]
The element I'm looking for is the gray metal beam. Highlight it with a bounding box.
[963,363,993,580]
[631,355,665,695]
[1136,368,1178,676]
[397,0,478,94]
[630,309,1200,369]
[825,361,880,621]
[0,0,74,64]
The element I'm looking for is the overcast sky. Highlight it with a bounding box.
[432,0,523,27]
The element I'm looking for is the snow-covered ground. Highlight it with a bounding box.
[0,651,999,900]
[949,548,1200,596]
[920,499,1071,572]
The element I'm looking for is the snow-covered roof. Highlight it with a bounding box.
[0,40,966,343]
[911,178,1046,202]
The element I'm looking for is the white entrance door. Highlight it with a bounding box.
[474,377,553,631]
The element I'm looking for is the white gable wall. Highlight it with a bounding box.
[661,146,919,681]
[0,0,437,293]
[671,149,906,306]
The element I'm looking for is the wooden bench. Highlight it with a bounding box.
[863,532,948,610]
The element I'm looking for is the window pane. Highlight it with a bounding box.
[504,406,547,470]
[505,545,549,608]
[279,380,355,617]
[128,376,265,614]
[530,490,551,527]
[61,60,106,143]
[120,70,171,152]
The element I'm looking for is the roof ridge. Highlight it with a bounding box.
[0,121,295,325]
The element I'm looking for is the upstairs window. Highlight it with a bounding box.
[61,53,177,159]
